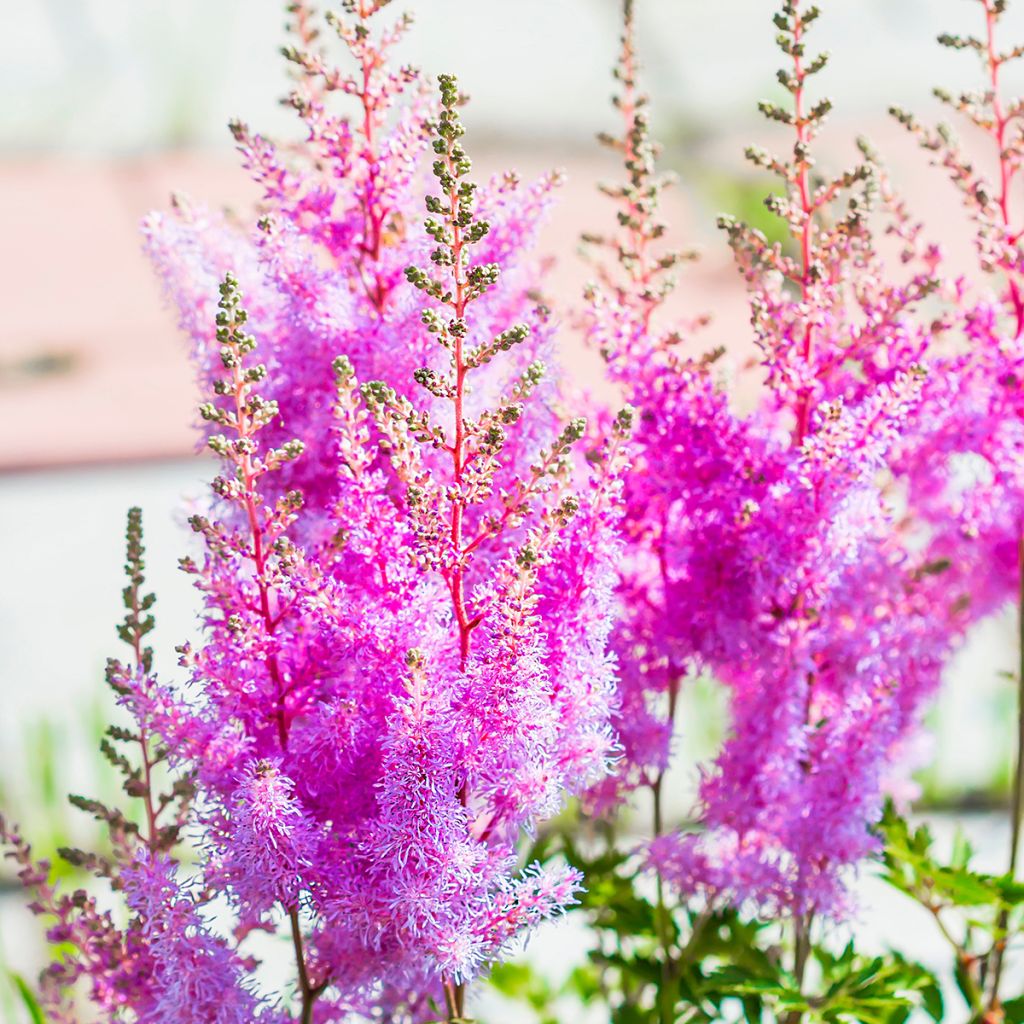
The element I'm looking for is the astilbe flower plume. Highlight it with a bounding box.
[585,0,968,917]
[889,0,1024,639]
[17,0,1024,1017]
[143,0,565,536]
[0,512,254,1023]
[3,7,625,1023]
[880,9,1024,998]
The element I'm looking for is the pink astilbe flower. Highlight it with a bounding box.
[143,4,563,536]
[0,821,138,1023]
[219,759,322,914]
[162,250,612,1011]
[11,0,1024,1016]
[889,0,1024,636]
[584,0,965,915]
[471,861,584,963]
[5,8,623,1022]
[121,853,270,1024]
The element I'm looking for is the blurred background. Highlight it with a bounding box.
[4,0,1024,1019]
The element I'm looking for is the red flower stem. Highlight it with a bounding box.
[985,1,1024,340]
[792,5,816,446]
[224,324,325,1019]
[985,4,1024,1010]
[789,10,821,1008]
[126,585,161,852]
[437,91,473,1024]
[444,145,473,675]
[229,355,291,752]
[356,0,387,309]
[618,1,655,313]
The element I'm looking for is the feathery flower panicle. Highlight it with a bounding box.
[584,0,963,917]
[2,8,623,1019]
[143,0,564,537]
[16,0,1024,1017]
[293,74,624,1009]
[121,853,269,1024]
[220,759,322,914]
[888,0,1024,632]
[0,512,212,1021]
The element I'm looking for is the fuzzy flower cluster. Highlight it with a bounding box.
[587,0,1024,916]
[4,5,624,1022]
[9,0,1024,1018]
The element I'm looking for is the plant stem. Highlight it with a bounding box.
[289,907,325,1024]
[355,0,388,309]
[440,88,473,1024]
[652,669,680,1024]
[437,95,473,677]
[126,585,161,852]
[980,5,1023,1011]
[228,343,292,752]
[987,530,1024,1011]
[786,912,813,1024]
[652,774,673,1024]
[443,977,460,1021]
[984,0,1024,341]
[786,14,821,1018]
[790,2,817,446]
[1012,533,1024,861]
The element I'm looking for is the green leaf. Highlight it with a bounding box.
[931,866,998,906]
[10,975,45,1024]
[920,981,944,1021]
[740,995,765,1023]
[993,872,1024,905]
[950,827,975,871]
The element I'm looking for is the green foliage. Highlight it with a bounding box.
[501,817,943,1024]
[877,801,1024,1019]
[881,805,1024,911]
[9,974,45,1024]
[706,946,941,1024]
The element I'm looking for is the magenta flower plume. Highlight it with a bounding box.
[219,759,322,914]
[580,0,975,917]
[0,7,626,1022]
[15,0,1024,1019]
[121,853,269,1024]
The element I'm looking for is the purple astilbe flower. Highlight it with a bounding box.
[0,513,262,1021]
[12,0,1024,1016]
[0,822,138,1023]
[889,0,1024,634]
[584,0,963,916]
[143,1,563,536]
[120,853,270,1024]
[5,8,624,1022]
[219,759,322,915]
[580,1,763,809]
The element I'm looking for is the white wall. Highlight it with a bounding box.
[5,0,1024,153]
